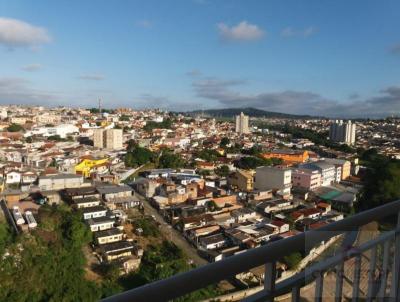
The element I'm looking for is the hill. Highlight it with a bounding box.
[180,107,314,119]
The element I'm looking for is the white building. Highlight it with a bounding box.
[25,124,79,139]
[235,112,250,134]
[329,120,356,145]
[299,162,336,187]
[255,166,292,196]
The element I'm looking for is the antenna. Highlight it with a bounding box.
[98,98,102,114]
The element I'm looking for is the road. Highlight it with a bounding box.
[135,193,208,266]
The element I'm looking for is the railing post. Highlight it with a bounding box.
[264,261,276,302]
[366,245,378,302]
[335,260,344,302]
[351,254,362,302]
[377,240,391,301]
[315,271,324,302]
[389,212,400,300]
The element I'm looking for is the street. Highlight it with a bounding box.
[135,192,208,266]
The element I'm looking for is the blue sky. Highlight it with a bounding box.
[0,0,400,117]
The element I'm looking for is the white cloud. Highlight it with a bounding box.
[281,26,316,38]
[21,63,42,72]
[136,20,153,29]
[0,17,51,48]
[77,74,105,81]
[217,21,265,42]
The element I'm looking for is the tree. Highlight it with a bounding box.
[197,149,220,162]
[6,123,24,132]
[125,142,155,168]
[235,156,273,170]
[359,157,400,211]
[214,165,230,177]
[282,252,302,270]
[0,205,102,302]
[158,151,185,169]
[219,137,230,148]
[119,115,130,121]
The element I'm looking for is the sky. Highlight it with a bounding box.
[0,0,400,117]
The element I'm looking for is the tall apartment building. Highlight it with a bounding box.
[93,128,123,150]
[329,120,356,145]
[235,112,250,134]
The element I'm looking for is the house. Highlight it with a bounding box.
[227,169,254,192]
[63,186,100,201]
[317,202,332,213]
[105,196,141,210]
[199,233,227,250]
[270,220,290,233]
[5,171,21,184]
[87,217,115,232]
[82,205,108,220]
[38,174,84,191]
[21,171,37,185]
[180,214,215,231]
[132,178,160,198]
[231,208,257,223]
[94,228,124,245]
[100,241,134,262]
[97,184,133,201]
[73,196,101,209]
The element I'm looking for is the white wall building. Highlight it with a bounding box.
[255,166,292,196]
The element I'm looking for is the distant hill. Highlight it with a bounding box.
[180,107,314,119]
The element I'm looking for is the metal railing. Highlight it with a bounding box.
[102,200,400,302]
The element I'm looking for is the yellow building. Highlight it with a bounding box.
[75,158,108,178]
[228,169,254,192]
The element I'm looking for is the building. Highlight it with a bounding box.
[299,162,336,186]
[235,112,250,134]
[38,174,84,191]
[291,168,322,191]
[93,128,123,150]
[87,217,115,232]
[82,205,108,220]
[329,120,356,145]
[227,169,254,192]
[94,228,124,245]
[324,158,351,180]
[261,149,309,164]
[254,166,292,196]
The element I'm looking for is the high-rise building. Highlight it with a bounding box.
[93,129,105,148]
[93,128,123,150]
[329,120,356,145]
[235,112,250,134]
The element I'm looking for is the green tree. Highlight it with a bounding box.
[158,151,185,169]
[7,123,24,132]
[197,149,220,162]
[282,252,302,270]
[124,143,155,168]
[214,165,230,177]
[219,137,230,148]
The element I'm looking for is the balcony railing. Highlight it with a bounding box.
[102,200,400,302]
